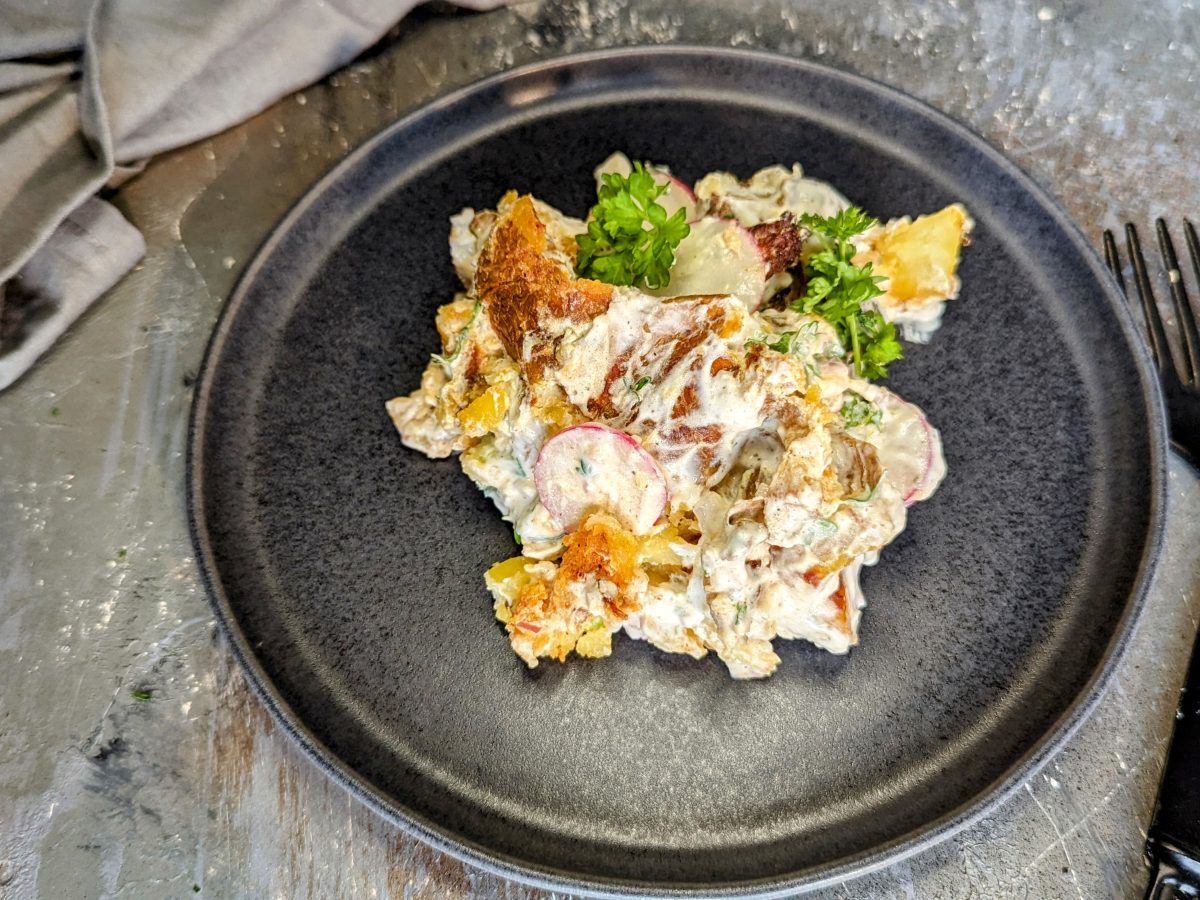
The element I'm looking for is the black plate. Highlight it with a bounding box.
[188,48,1166,896]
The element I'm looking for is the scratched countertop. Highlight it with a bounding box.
[3,1,1200,897]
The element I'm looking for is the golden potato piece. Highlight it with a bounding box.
[574,622,613,658]
[457,384,509,435]
[868,204,970,308]
[636,524,685,569]
[434,296,477,352]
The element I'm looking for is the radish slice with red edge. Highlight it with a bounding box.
[533,423,668,534]
[648,217,769,309]
[907,412,946,505]
[872,393,946,506]
[660,173,699,220]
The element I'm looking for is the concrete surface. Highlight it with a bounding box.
[2,1,1199,897]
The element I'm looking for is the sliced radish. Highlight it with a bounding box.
[906,414,946,505]
[533,423,668,534]
[594,152,699,221]
[661,173,699,220]
[648,217,769,309]
[872,392,946,506]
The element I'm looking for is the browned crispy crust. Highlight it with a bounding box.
[749,213,804,277]
[586,346,636,419]
[473,195,613,369]
[583,296,741,425]
[556,517,643,619]
[507,515,643,660]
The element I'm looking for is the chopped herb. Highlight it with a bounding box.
[193,886,201,894]
[575,162,691,289]
[576,458,593,477]
[50,407,60,417]
[840,392,882,428]
[430,300,482,370]
[624,374,651,397]
[585,617,606,633]
[745,321,820,355]
[734,602,747,626]
[513,530,523,546]
[131,689,152,701]
[117,548,127,560]
[794,208,902,380]
[747,330,799,354]
[847,484,877,504]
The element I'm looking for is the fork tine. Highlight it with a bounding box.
[1186,219,1200,286]
[1126,223,1180,385]
[1156,219,1199,384]
[1103,229,1127,295]
[1184,218,1200,376]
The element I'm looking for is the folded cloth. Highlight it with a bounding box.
[0,0,504,391]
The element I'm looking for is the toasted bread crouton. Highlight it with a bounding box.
[474,195,613,371]
[501,513,645,667]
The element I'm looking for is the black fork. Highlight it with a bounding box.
[1103,219,1200,465]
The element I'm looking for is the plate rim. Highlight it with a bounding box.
[186,44,1169,897]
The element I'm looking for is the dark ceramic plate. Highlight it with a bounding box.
[188,48,1166,896]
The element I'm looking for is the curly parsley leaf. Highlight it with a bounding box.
[575,163,690,289]
[856,310,903,381]
[798,207,878,243]
[793,207,902,380]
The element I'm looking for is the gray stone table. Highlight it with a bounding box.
[2,1,1199,897]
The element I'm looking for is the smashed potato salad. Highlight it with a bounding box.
[387,153,970,678]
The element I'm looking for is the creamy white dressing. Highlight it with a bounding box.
[468,275,936,672]
[448,207,482,286]
[387,157,959,678]
[694,164,850,226]
[876,297,949,344]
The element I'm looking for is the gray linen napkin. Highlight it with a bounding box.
[0,0,503,391]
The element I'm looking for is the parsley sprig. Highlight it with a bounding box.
[794,208,902,380]
[575,163,690,289]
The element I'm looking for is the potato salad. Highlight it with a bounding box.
[387,153,970,678]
